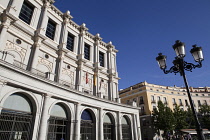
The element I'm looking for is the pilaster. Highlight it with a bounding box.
[117,111,122,140]
[74,103,81,140]
[0,14,11,51]
[55,10,72,82]
[76,23,88,92]
[38,94,51,140]
[98,108,104,140]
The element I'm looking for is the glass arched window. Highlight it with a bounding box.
[47,104,69,140]
[80,109,95,140]
[121,116,131,140]
[0,94,34,140]
[103,113,115,140]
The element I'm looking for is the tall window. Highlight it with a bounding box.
[0,94,34,140]
[172,98,176,105]
[163,97,167,104]
[66,33,74,51]
[47,104,69,140]
[103,114,115,140]
[151,95,155,103]
[121,116,131,140]
[198,100,201,106]
[46,19,56,40]
[179,99,183,106]
[84,44,90,60]
[185,99,189,106]
[19,1,34,24]
[80,109,95,140]
[139,96,144,105]
[99,51,104,67]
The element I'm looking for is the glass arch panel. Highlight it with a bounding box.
[122,116,131,140]
[80,109,95,140]
[103,114,115,140]
[50,104,67,118]
[0,94,33,139]
[3,94,32,112]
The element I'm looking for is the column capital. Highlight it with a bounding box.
[63,10,73,22]
[79,23,88,36]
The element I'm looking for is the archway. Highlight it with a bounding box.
[121,116,132,140]
[0,93,34,140]
[80,109,95,140]
[47,104,69,140]
[103,113,115,140]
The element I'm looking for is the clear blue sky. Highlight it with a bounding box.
[54,0,210,90]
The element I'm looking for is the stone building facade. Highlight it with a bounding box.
[119,81,210,140]
[0,0,141,140]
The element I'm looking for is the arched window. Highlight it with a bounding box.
[80,109,95,140]
[47,104,69,140]
[0,94,34,140]
[103,113,115,140]
[121,116,131,140]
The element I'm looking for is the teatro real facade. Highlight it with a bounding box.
[0,0,141,140]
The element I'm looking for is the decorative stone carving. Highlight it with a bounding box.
[62,68,74,78]
[5,41,26,62]
[37,57,53,72]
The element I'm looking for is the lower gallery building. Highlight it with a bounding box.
[0,0,141,140]
[119,81,210,140]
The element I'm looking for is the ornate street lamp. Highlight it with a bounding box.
[156,40,205,140]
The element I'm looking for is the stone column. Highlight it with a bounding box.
[27,40,41,70]
[38,0,54,35]
[107,42,114,101]
[38,94,51,140]
[0,16,11,51]
[93,34,102,96]
[76,23,88,92]
[99,108,104,140]
[132,114,138,140]
[117,111,122,140]
[55,11,72,82]
[136,113,141,140]
[74,103,81,140]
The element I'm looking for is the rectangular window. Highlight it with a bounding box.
[198,100,201,106]
[157,96,161,101]
[179,99,183,106]
[66,33,74,51]
[19,1,34,24]
[204,100,207,105]
[172,98,176,105]
[99,51,104,67]
[46,19,56,40]
[139,97,144,104]
[185,100,188,106]
[84,44,90,60]
[163,97,167,104]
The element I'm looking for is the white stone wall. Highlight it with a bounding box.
[0,0,141,140]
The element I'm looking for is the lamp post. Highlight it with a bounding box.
[156,40,205,140]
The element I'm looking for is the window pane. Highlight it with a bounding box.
[46,19,56,40]
[99,52,104,67]
[84,44,90,60]
[66,33,74,51]
[19,1,34,24]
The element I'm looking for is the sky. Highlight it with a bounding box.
[54,0,210,90]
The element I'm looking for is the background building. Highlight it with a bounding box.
[0,0,141,140]
[119,81,210,140]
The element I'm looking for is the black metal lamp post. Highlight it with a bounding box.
[156,40,205,140]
